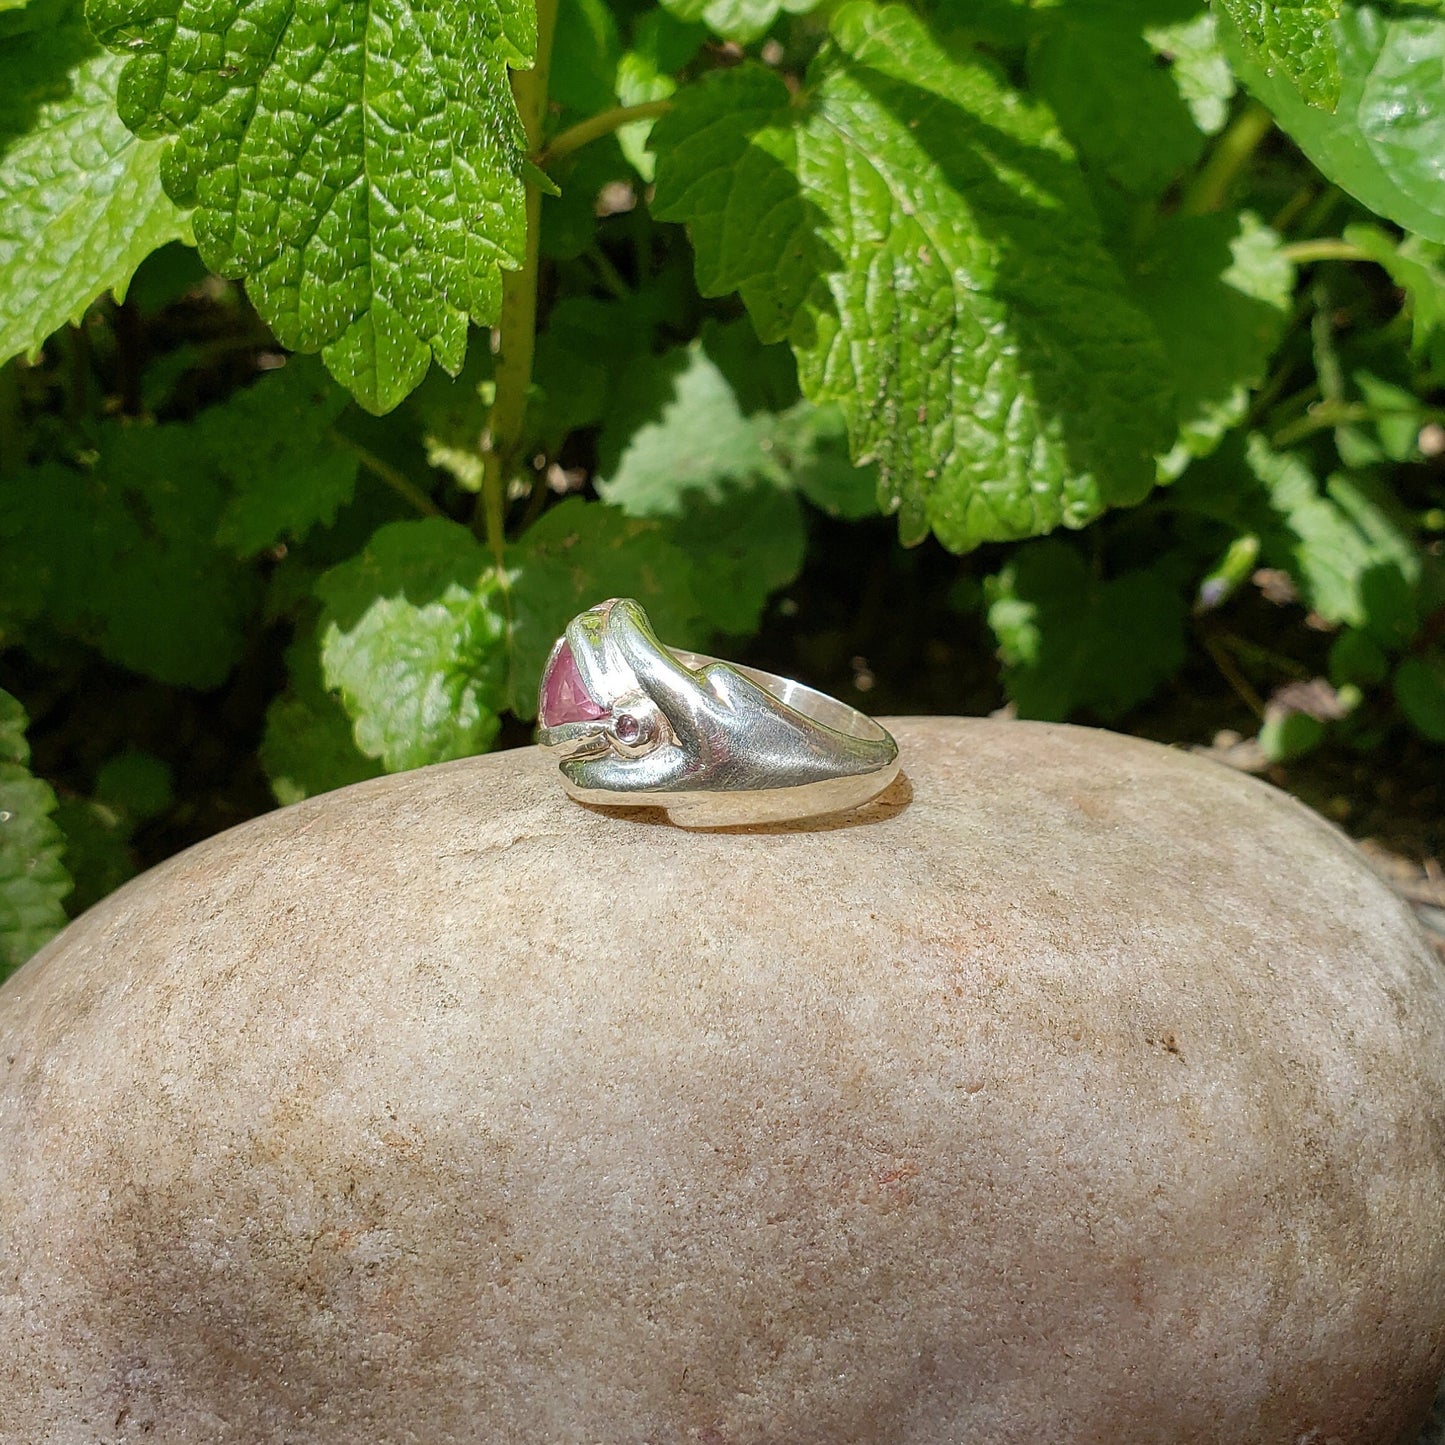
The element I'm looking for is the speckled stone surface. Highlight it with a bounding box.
[2,718,1444,1444]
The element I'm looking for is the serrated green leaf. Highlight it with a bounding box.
[0,9,188,366]
[1394,653,1445,743]
[206,358,359,557]
[317,519,507,770]
[88,0,535,413]
[985,538,1190,720]
[1124,210,1294,477]
[597,336,785,507]
[0,689,71,976]
[1030,12,1205,197]
[660,0,822,45]
[1215,0,1341,109]
[1145,11,1236,135]
[504,498,703,715]
[260,629,383,804]
[0,425,259,686]
[1221,3,1445,243]
[651,3,1175,552]
[1177,436,1421,642]
[312,499,715,750]
[595,337,807,635]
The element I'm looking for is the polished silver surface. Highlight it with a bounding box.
[536,598,900,826]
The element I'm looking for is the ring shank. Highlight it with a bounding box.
[670,650,888,746]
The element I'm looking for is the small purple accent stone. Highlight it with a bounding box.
[614,714,641,744]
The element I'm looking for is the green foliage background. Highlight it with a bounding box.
[2,0,1444,975]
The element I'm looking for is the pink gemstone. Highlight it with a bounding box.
[540,641,605,726]
[614,713,640,743]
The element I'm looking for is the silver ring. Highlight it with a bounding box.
[536,599,900,827]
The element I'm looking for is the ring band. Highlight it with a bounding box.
[536,599,900,827]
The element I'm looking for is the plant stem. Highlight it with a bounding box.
[1200,631,1266,717]
[1271,399,1445,449]
[1279,239,1370,265]
[333,433,443,518]
[479,0,560,567]
[1178,100,1272,216]
[539,100,673,169]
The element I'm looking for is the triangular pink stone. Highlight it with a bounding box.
[540,640,606,726]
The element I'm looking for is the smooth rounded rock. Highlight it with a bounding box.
[2,718,1444,1443]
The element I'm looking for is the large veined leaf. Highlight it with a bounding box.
[88,0,536,412]
[1214,0,1341,109]
[1221,2,1445,243]
[0,7,187,365]
[652,2,1175,552]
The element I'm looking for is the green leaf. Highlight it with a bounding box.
[1329,627,1389,687]
[1258,705,1326,762]
[0,8,188,366]
[1221,3,1445,243]
[652,2,1175,552]
[406,341,494,493]
[0,424,259,687]
[94,749,173,824]
[316,519,507,771]
[312,502,716,758]
[595,338,807,636]
[1394,653,1445,743]
[659,0,822,45]
[1030,12,1205,198]
[1178,436,1421,643]
[770,399,880,519]
[1124,210,1294,477]
[1145,11,1236,135]
[87,0,535,413]
[1214,0,1341,109]
[504,498,703,715]
[206,358,359,557]
[597,331,849,631]
[261,628,384,804]
[0,689,71,976]
[597,335,786,509]
[615,11,705,182]
[985,538,1190,720]
[550,0,620,119]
